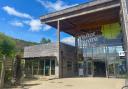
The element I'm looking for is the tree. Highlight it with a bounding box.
[0,38,16,57]
[40,38,51,44]
[0,37,16,88]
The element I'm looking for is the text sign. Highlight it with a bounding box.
[119,51,125,56]
[81,32,99,47]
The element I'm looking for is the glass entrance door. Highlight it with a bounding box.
[39,59,55,76]
[94,61,106,77]
[45,59,50,76]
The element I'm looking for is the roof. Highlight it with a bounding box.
[24,43,57,58]
[40,0,120,36]
[24,43,75,58]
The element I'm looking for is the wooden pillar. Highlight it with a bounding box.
[50,59,51,76]
[120,0,128,74]
[32,60,34,78]
[37,60,40,75]
[44,59,45,76]
[55,20,61,78]
[0,55,6,89]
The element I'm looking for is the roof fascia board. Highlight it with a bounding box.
[41,3,120,24]
[40,0,115,20]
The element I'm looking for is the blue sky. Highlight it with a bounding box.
[0,0,90,44]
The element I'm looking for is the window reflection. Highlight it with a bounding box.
[77,23,126,77]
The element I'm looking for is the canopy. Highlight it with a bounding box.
[40,0,120,37]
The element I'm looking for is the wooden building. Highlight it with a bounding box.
[24,0,128,78]
[24,43,77,78]
[39,0,128,78]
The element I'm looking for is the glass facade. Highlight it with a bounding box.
[77,23,126,77]
[25,58,55,77]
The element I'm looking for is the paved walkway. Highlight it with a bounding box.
[20,77,125,89]
[125,79,128,89]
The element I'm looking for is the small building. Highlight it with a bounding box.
[24,43,77,78]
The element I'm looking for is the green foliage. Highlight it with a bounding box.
[0,33,38,57]
[40,38,51,44]
[0,33,39,86]
[0,38,16,57]
[4,70,12,83]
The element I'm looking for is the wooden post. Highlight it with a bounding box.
[50,60,51,76]
[0,55,6,89]
[55,20,60,78]
[37,60,39,75]
[120,0,128,74]
[44,59,45,76]
[32,60,34,78]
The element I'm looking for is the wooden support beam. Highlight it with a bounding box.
[56,20,60,78]
[37,60,39,75]
[50,60,51,76]
[32,60,34,78]
[44,59,45,76]
[120,0,128,74]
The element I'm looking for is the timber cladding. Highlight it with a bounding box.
[24,43,76,59]
[24,43,57,58]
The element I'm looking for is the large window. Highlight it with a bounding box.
[51,60,55,75]
[25,58,55,77]
[77,23,126,77]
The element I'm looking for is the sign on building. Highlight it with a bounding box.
[119,51,125,56]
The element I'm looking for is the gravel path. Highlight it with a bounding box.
[18,77,125,89]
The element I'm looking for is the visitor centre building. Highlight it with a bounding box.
[24,0,128,78]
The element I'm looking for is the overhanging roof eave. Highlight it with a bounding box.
[40,0,120,23]
[40,3,120,24]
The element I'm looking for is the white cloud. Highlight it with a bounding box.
[10,21,24,27]
[23,20,51,31]
[42,25,52,31]
[61,36,75,45]
[28,19,42,31]
[3,6,32,19]
[37,0,77,11]
[3,6,52,32]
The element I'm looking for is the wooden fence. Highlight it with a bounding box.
[0,56,13,89]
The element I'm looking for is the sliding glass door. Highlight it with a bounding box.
[40,59,55,76]
[25,58,55,77]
